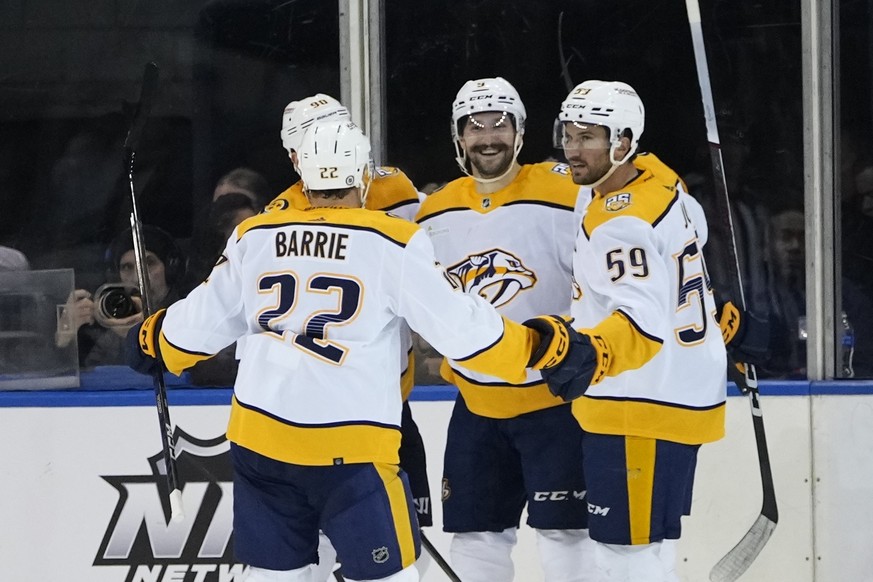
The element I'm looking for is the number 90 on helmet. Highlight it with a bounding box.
[296,119,373,203]
[281,93,350,154]
[554,80,645,158]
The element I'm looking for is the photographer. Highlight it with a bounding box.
[58,226,185,367]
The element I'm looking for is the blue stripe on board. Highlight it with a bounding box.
[0,368,870,407]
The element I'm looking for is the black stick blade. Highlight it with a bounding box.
[124,62,160,154]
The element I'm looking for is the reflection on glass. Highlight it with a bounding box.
[839,0,873,378]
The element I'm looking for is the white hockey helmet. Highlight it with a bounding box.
[280,93,350,154]
[555,80,645,158]
[451,77,526,182]
[296,119,372,203]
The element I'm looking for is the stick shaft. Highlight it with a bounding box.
[125,63,183,522]
[684,2,777,580]
[421,531,462,582]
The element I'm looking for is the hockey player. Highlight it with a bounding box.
[125,119,584,582]
[268,94,431,581]
[266,94,421,221]
[542,80,728,582]
[415,77,594,582]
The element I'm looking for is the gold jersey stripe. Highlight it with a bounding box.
[453,317,535,385]
[159,334,212,376]
[375,462,418,568]
[583,311,663,380]
[441,358,566,418]
[238,206,419,247]
[573,397,725,444]
[416,162,578,220]
[227,397,402,465]
[264,168,420,214]
[626,436,657,545]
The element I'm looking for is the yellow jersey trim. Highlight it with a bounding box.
[159,335,212,376]
[441,358,567,418]
[416,162,578,221]
[582,166,679,235]
[452,317,535,385]
[227,396,402,465]
[572,396,726,444]
[237,207,419,248]
[582,311,663,381]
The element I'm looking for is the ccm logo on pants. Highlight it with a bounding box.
[532,490,587,502]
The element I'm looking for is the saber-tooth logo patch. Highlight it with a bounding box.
[94,429,247,582]
[446,249,536,308]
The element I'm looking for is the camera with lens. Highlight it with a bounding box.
[94,283,142,323]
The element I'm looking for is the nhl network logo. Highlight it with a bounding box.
[94,429,248,581]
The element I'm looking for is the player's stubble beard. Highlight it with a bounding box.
[468,143,513,180]
[569,149,613,187]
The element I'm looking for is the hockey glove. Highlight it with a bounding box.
[718,300,771,366]
[125,308,166,375]
[523,315,610,402]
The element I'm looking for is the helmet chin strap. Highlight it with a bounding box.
[455,134,524,185]
[359,177,371,206]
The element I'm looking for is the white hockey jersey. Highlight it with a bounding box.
[156,207,536,465]
[264,167,422,398]
[570,153,727,445]
[416,162,580,418]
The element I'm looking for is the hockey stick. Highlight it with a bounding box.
[421,531,462,582]
[124,62,184,523]
[557,11,574,93]
[683,1,777,580]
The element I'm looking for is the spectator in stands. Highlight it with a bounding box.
[763,209,873,378]
[212,167,271,207]
[64,226,186,368]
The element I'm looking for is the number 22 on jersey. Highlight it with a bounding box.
[256,271,363,365]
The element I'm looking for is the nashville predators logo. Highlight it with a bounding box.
[446,249,536,308]
[605,193,631,212]
[264,198,290,212]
